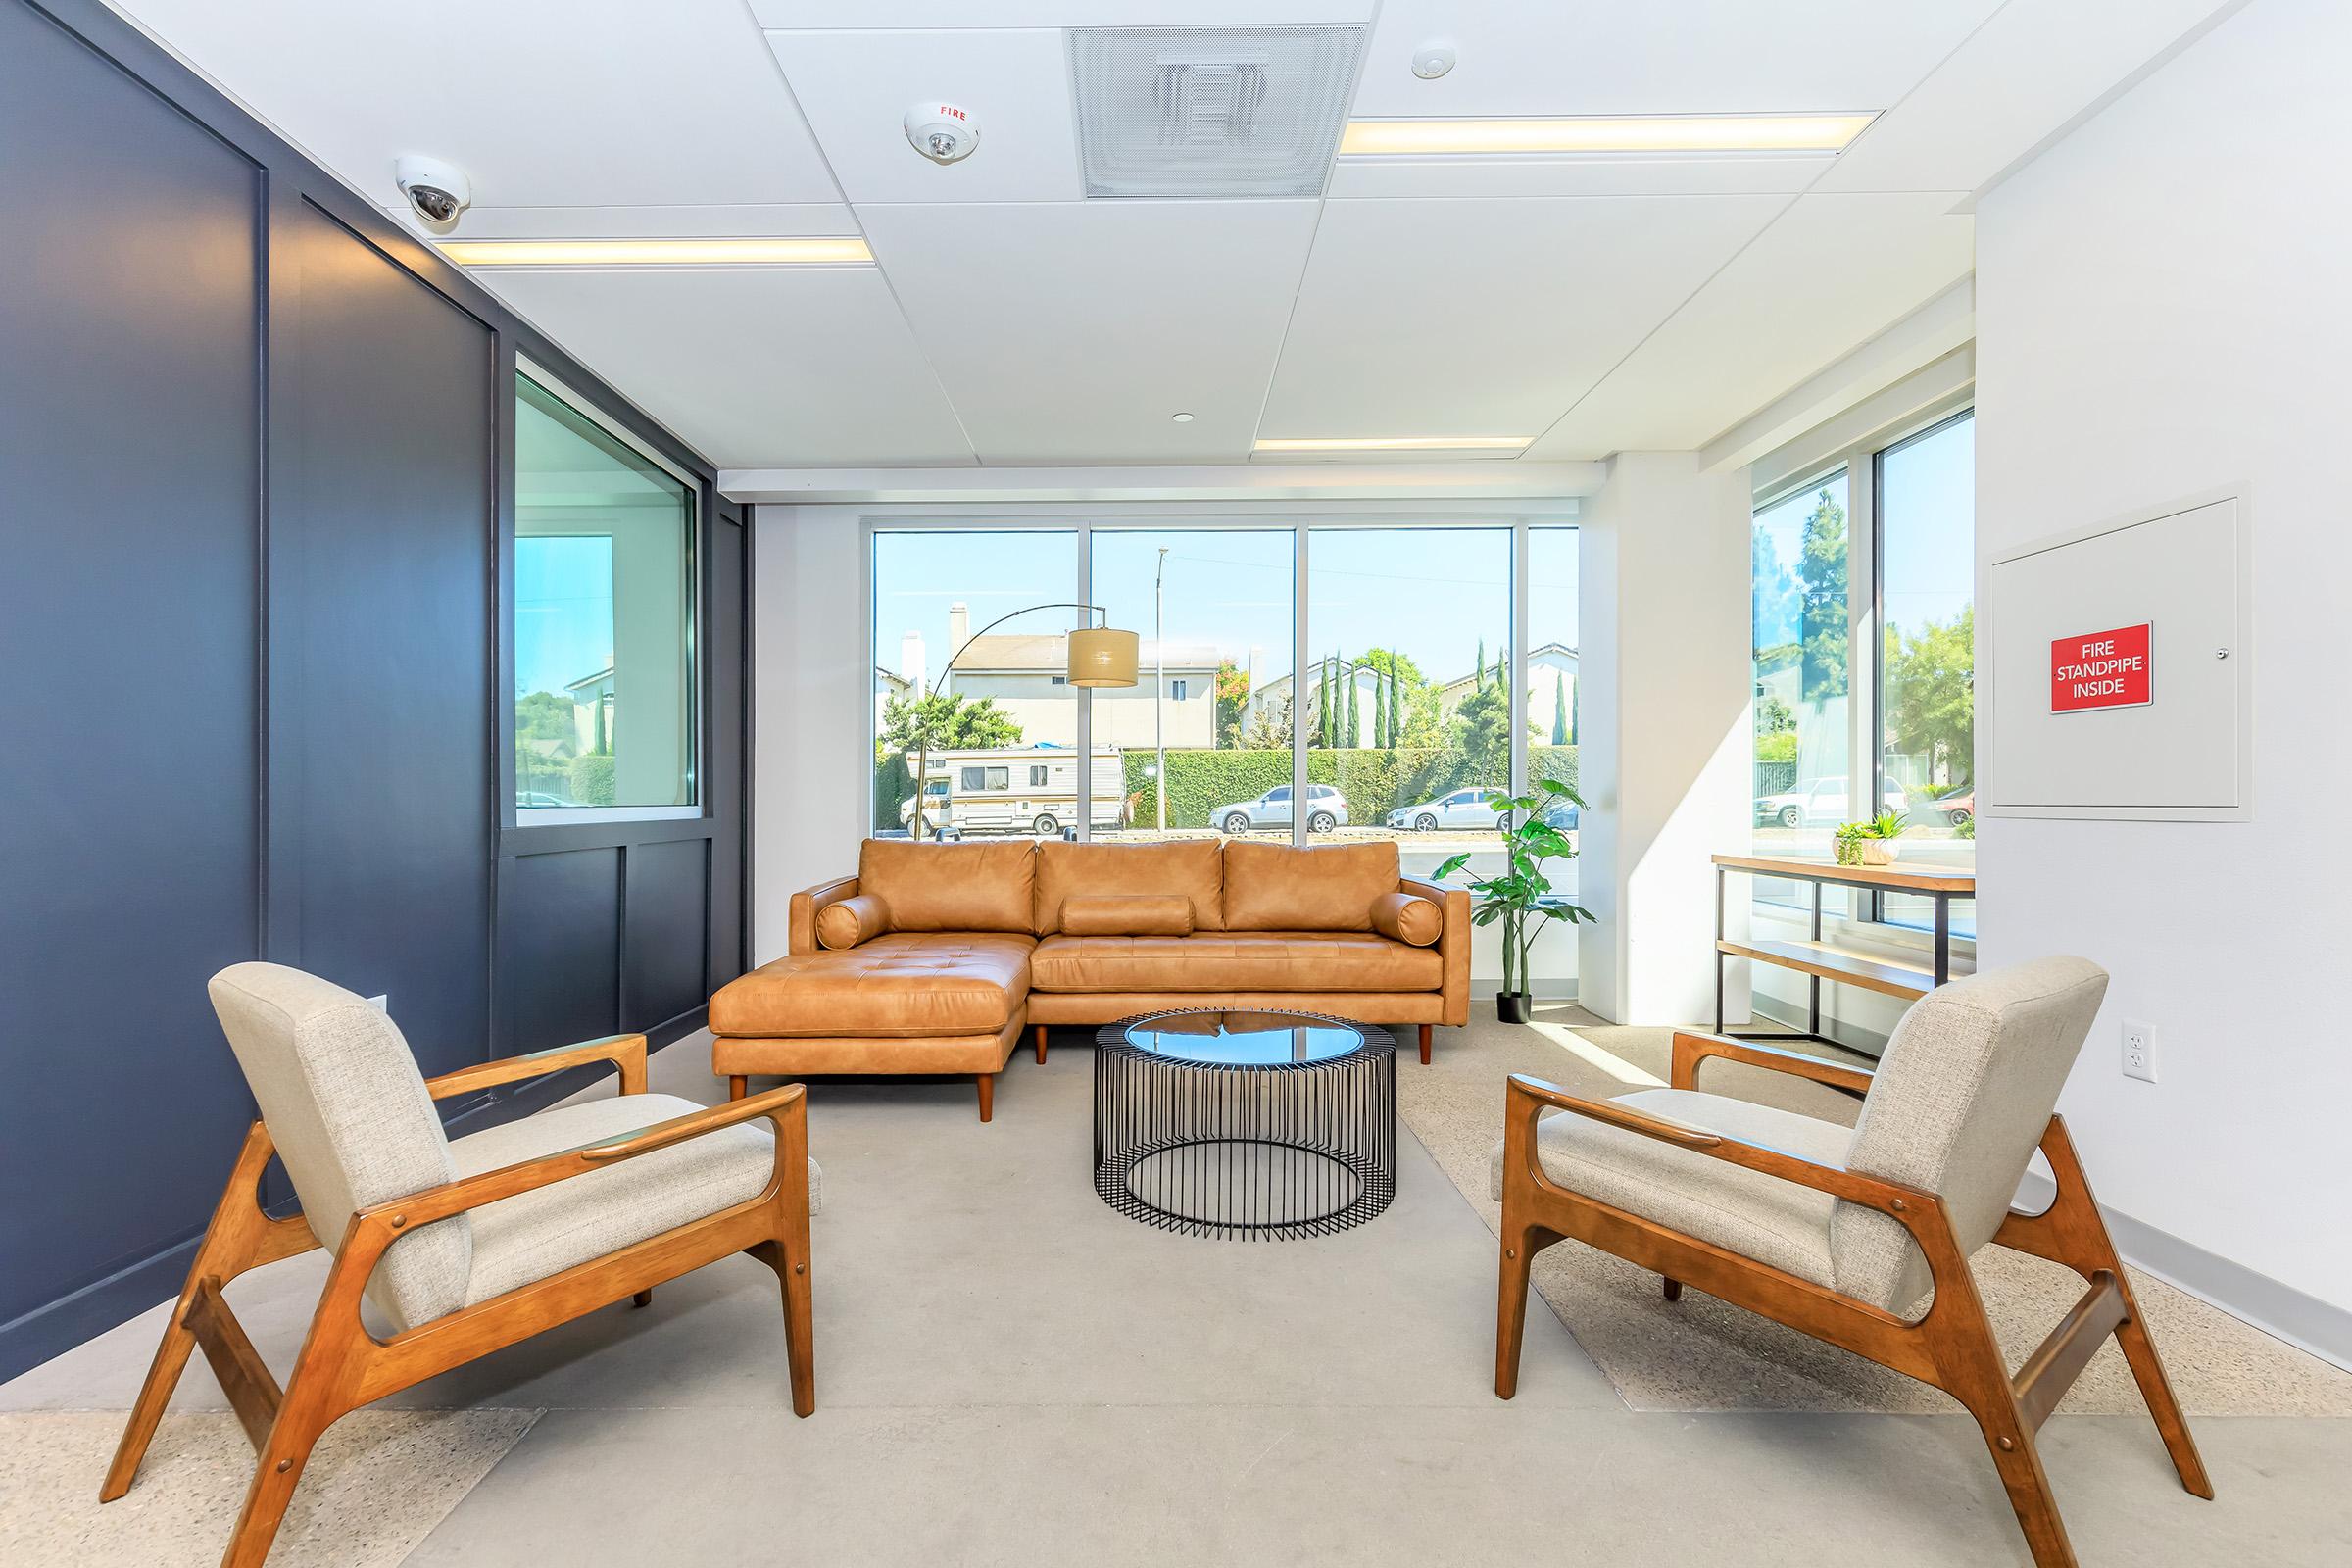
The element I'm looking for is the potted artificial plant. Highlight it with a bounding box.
[1434,778,1594,1025]
[1834,809,1908,866]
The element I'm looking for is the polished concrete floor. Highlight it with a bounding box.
[7,1031,2348,1566]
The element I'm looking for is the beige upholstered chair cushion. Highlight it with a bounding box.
[1832,956,2108,1313]
[1488,1089,1855,1290]
[207,963,470,1333]
[448,1094,814,1306]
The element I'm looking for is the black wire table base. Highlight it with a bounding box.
[1093,1012,1397,1241]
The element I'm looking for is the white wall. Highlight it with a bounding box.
[1577,453,1753,1025]
[751,504,869,965]
[1976,0,2352,1320]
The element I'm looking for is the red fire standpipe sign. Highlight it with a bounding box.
[2049,623,2152,712]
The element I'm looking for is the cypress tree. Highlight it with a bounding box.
[1551,678,1568,746]
[1389,659,1402,748]
[1311,662,1327,747]
[1374,675,1390,749]
[1475,638,1487,691]
[1345,666,1360,748]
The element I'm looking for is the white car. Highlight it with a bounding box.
[1754,776,1909,829]
[1215,783,1348,834]
[1388,786,1509,832]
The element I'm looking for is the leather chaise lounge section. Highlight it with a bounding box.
[709,837,1468,1120]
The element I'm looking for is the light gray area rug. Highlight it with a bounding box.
[1399,1003,2352,1416]
[0,1409,535,1568]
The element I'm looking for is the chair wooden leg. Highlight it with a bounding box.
[1945,1330,2080,1568]
[105,1124,313,1503]
[1418,1023,1433,1065]
[751,1091,817,1418]
[976,1072,995,1122]
[1494,1224,1544,1400]
[1034,1023,1048,1064]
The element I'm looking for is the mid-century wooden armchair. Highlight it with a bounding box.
[102,962,817,1568]
[1493,956,2209,1568]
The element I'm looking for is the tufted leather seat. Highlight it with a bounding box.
[1030,930,1442,994]
[709,933,1031,1039]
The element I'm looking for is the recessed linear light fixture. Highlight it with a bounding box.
[1339,112,1876,159]
[436,237,873,268]
[1254,435,1532,454]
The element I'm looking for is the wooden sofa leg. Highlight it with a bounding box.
[977,1073,995,1122]
[1418,1024,1433,1065]
[728,1075,749,1102]
[1662,1278,1683,1302]
[1034,1023,1048,1065]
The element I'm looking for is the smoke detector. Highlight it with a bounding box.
[905,102,980,165]
[1069,26,1366,198]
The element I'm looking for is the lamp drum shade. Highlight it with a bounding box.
[1067,625,1140,688]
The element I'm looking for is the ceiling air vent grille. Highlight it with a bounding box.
[1069,25,1366,199]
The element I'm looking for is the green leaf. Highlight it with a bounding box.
[1432,852,1471,881]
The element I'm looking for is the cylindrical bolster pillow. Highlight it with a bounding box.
[1370,892,1443,947]
[1059,893,1195,937]
[814,893,890,951]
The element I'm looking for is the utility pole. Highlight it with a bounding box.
[1154,547,1168,832]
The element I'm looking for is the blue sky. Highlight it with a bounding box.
[1752,412,1974,650]
[872,524,1579,694]
[515,536,614,698]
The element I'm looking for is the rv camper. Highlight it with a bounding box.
[899,746,1126,838]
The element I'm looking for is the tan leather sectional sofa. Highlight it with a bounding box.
[709,837,1469,1120]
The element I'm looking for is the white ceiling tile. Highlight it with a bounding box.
[857,200,1323,465]
[1326,155,1832,201]
[1817,0,2240,193]
[1260,195,1785,441]
[753,3,1375,25]
[117,0,842,208]
[766,29,1081,205]
[1528,191,1976,459]
[478,268,975,468]
[1351,2,2002,119]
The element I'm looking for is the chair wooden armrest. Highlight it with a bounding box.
[1670,1030,1876,1095]
[422,1034,649,1102]
[1503,1073,1920,1215]
[354,1083,808,1237]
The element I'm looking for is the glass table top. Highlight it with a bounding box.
[1119,1010,1370,1065]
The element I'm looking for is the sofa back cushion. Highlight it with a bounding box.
[1221,840,1398,932]
[1059,894,1195,937]
[857,838,1035,933]
[1034,839,1223,934]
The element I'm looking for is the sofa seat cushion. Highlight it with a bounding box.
[710,934,1032,1038]
[451,1094,817,1308]
[1031,931,1441,994]
[1486,1089,1854,1292]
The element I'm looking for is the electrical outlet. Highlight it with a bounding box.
[2122,1018,2157,1083]
[366,993,389,1012]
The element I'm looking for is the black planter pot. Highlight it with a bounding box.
[1495,992,1533,1024]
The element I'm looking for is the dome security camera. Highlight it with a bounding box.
[904,102,980,165]
[394,155,470,227]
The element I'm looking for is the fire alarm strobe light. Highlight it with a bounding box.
[906,102,980,165]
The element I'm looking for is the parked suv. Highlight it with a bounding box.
[1388,786,1509,832]
[1215,783,1348,834]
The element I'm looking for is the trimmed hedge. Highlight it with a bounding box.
[568,753,616,807]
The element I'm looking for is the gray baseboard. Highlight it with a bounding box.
[2015,1170,2351,1373]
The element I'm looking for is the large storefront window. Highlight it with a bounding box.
[514,372,695,812]
[870,530,1079,839]
[1089,529,1293,843]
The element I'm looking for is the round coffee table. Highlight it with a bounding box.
[1092,1009,1396,1240]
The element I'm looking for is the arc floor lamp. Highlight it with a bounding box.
[910,603,1139,841]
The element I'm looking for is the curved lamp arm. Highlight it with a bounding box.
[908,601,1112,842]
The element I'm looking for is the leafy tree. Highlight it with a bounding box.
[1213,660,1250,749]
[1446,674,1514,790]
[1357,646,1441,749]
[1241,694,1292,750]
[1752,526,1801,650]
[514,690,576,798]
[880,689,1022,754]
[1756,691,1795,736]
[1550,678,1569,746]
[1798,488,1849,699]
[1883,605,1975,786]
